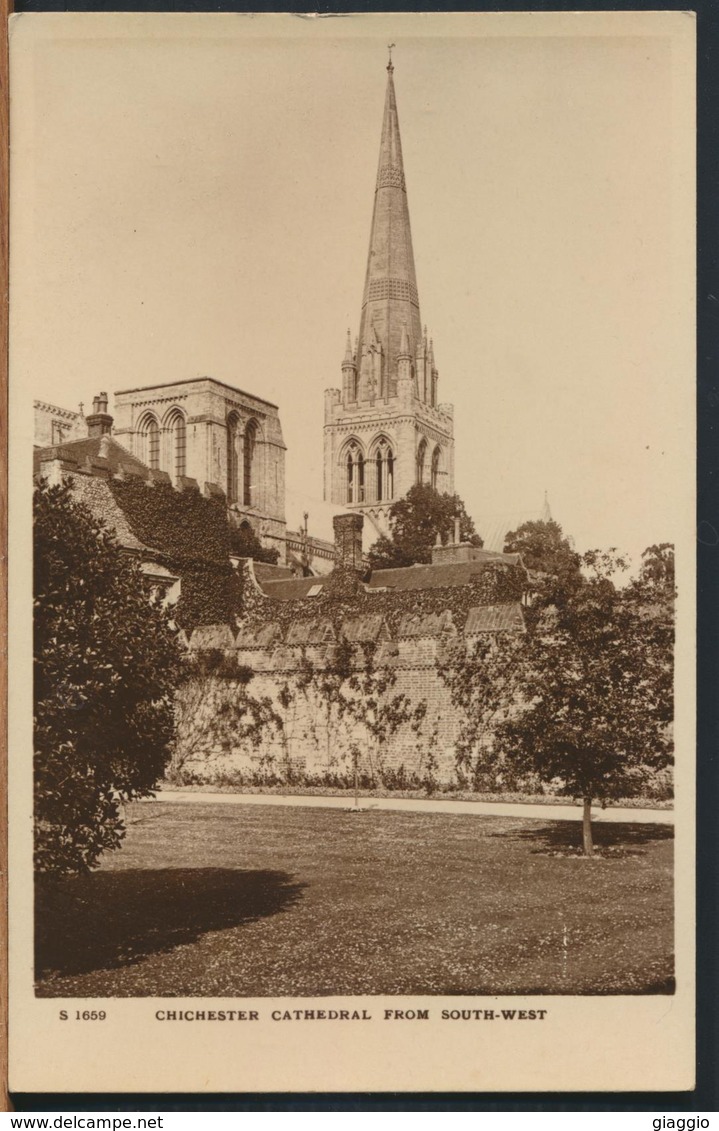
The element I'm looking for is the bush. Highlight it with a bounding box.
[34,481,183,874]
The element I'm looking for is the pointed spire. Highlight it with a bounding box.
[355,56,423,398]
[541,491,553,523]
[342,328,354,366]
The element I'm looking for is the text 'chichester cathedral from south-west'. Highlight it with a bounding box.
[324,54,454,538]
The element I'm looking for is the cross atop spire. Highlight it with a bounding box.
[387,42,395,72]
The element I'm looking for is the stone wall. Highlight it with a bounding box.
[172,557,527,787]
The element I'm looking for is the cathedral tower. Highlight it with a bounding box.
[323,55,455,537]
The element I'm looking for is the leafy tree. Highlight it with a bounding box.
[503,518,582,606]
[34,481,183,875]
[368,484,482,570]
[440,547,674,855]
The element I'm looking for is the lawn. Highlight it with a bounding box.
[35,801,674,998]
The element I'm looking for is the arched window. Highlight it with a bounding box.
[344,440,365,504]
[226,413,240,503]
[168,411,186,482]
[372,437,395,502]
[416,438,427,485]
[244,419,258,507]
[139,415,160,470]
[431,446,441,490]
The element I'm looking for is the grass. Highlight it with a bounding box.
[35,802,674,998]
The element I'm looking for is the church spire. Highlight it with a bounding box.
[355,55,424,402]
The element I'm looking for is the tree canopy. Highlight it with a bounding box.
[34,480,183,874]
[368,483,483,570]
[503,518,582,605]
[440,544,674,854]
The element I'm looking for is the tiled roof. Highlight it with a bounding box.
[260,577,327,600]
[464,603,526,633]
[342,614,390,642]
[34,436,151,479]
[398,610,455,638]
[235,623,284,648]
[367,556,520,592]
[250,562,294,582]
[285,619,336,645]
[67,475,154,555]
[188,624,237,651]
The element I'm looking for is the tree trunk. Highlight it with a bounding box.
[582,797,594,857]
[353,749,359,810]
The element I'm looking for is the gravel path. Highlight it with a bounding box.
[149,789,674,824]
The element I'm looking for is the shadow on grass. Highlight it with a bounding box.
[501,821,674,851]
[36,867,305,980]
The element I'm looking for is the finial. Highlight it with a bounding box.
[387,43,395,72]
[78,401,84,417]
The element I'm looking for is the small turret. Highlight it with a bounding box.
[341,328,358,404]
[397,323,413,389]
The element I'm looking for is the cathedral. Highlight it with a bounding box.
[35,57,457,566]
[323,55,455,538]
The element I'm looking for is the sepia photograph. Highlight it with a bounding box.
[8,11,695,1093]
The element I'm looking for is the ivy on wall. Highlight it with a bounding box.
[238,561,524,640]
[108,478,239,631]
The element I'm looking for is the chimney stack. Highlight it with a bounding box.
[333,513,364,573]
[86,391,113,438]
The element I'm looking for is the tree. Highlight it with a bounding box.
[34,481,183,875]
[440,547,674,855]
[368,484,482,570]
[503,518,582,606]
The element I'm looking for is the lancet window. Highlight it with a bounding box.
[244,419,258,508]
[430,446,441,490]
[416,438,427,485]
[226,413,240,504]
[373,438,395,502]
[345,441,365,504]
[139,414,160,470]
[167,410,186,482]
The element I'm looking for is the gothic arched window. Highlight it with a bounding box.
[372,437,395,502]
[344,440,365,504]
[244,419,258,507]
[416,438,427,485]
[139,414,160,470]
[167,410,186,482]
[226,413,240,503]
[431,446,441,490]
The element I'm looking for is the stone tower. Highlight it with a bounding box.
[323,55,455,538]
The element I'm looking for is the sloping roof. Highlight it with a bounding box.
[34,436,151,479]
[67,475,155,555]
[285,619,336,645]
[188,624,237,651]
[235,623,284,648]
[342,614,390,643]
[398,610,455,638]
[367,555,520,592]
[249,562,294,582]
[464,603,526,634]
[260,577,327,600]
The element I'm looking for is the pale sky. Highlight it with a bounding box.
[10,12,695,564]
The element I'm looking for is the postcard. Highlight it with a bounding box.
[8,10,695,1094]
